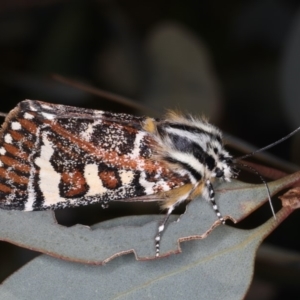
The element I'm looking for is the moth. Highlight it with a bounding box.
[0,100,237,256]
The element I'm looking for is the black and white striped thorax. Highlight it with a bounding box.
[156,114,235,191]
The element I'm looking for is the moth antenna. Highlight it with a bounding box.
[0,112,7,117]
[235,162,276,220]
[232,126,300,219]
[236,125,300,161]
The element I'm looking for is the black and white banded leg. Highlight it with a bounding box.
[205,180,225,224]
[155,206,174,257]
[155,181,225,257]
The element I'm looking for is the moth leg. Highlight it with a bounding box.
[205,180,225,224]
[155,206,174,257]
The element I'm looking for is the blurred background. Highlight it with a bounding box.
[0,1,300,299]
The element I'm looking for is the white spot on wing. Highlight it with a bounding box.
[84,164,107,196]
[24,112,34,120]
[41,112,55,120]
[119,170,134,185]
[27,102,37,111]
[80,120,101,141]
[4,134,13,144]
[0,147,6,155]
[129,131,147,159]
[33,134,65,207]
[11,122,22,130]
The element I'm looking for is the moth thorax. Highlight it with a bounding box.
[156,120,231,183]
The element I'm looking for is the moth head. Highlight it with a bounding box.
[157,113,238,183]
[212,153,237,181]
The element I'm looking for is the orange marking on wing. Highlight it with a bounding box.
[61,170,88,197]
[9,130,23,141]
[19,118,38,133]
[99,170,119,189]
[4,144,29,160]
[8,130,34,149]
[0,167,9,179]
[11,173,29,185]
[0,183,11,193]
[0,156,30,173]
[0,167,29,185]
